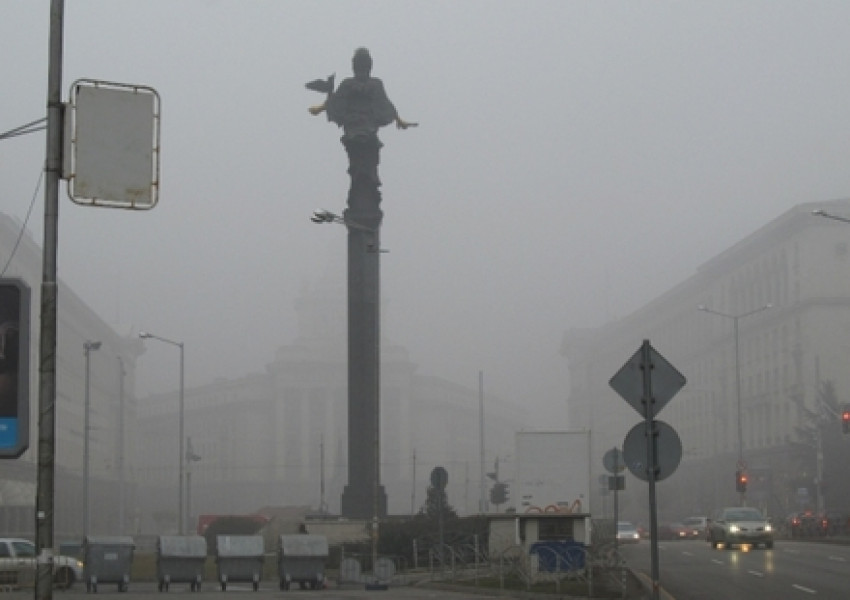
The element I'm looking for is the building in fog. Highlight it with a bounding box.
[132,275,528,527]
[0,210,525,538]
[562,199,850,521]
[0,211,143,538]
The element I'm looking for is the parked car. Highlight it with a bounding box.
[616,521,641,544]
[707,507,774,549]
[682,516,709,539]
[0,538,84,589]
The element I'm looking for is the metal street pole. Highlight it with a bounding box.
[698,304,772,504]
[733,317,742,471]
[812,208,850,513]
[139,332,185,534]
[117,356,126,534]
[83,341,101,537]
[479,370,485,513]
[36,3,64,600]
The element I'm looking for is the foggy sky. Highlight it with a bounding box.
[3,1,850,427]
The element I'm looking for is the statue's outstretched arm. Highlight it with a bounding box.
[395,116,418,129]
[306,73,335,116]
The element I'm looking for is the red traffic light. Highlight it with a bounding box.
[735,470,748,493]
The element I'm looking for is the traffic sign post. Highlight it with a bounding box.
[610,340,686,600]
[603,447,625,549]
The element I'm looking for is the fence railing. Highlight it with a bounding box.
[422,539,630,598]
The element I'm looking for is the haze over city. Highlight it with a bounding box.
[3,0,850,427]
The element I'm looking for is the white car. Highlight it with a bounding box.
[616,521,641,544]
[707,507,774,549]
[0,538,84,589]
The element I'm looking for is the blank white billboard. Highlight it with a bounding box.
[66,79,160,209]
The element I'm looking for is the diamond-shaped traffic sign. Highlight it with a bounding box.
[609,340,686,418]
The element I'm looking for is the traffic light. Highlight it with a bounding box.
[842,404,850,434]
[735,470,748,493]
[0,279,30,458]
[490,482,508,506]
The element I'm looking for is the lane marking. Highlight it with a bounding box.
[747,570,764,578]
[710,559,724,565]
[792,584,817,595]
[828,555,845,562]
[682,551,694,557]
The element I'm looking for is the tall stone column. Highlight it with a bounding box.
[340,198,386,519]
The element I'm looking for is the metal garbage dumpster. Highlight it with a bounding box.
[156,535,207,592]
[277,534,328,591]
[215,535,264,591]
[82,536,135,593]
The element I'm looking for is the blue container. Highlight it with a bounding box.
[529,540,586,572]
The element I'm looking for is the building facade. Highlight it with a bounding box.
[0,211,144,538]
[0,210,527,539]
[132,275,527,527]
[562,199,850,522]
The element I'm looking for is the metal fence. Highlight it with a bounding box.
[420,537,631,598]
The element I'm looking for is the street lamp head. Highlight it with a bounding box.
[311,209,336,224]
[139,331,151,339]
[84,340,101,351]
[812,209,826,216]
[697,305,707,311]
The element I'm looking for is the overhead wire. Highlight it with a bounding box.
[0,164,44,278]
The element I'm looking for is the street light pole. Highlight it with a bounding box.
[83,340,101,538]
[698,304,772,504]
[810,209,850,513]
[139,331,185,534]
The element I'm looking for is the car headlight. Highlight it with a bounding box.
[764,524,772,532]
[729,525,740,533]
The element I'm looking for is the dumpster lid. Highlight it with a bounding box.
[216,535,264,557]
[84,535,135,547]
[158,535,207,557]
[279,534,328,557]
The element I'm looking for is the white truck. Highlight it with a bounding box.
[0,538,83,589]
[513,430,592,514]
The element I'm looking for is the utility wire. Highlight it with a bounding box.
[0,165,44,278]
[0,117,47,141]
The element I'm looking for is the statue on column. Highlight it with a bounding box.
[307,47,416,205]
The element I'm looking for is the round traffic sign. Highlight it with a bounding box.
[622,420,682,482]
[603,447,625,473]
